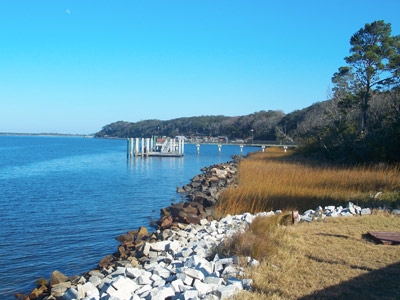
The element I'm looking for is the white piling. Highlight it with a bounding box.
[218,144,222,155]
[240,144,244,156]
[261,145,265,152]
[182,139,184,154]
[135,138,139,156]
[284,146,288,152]
[141,138,144,157]
[145,138,150,156]
[196,144,200,155]
[130,138,134,157]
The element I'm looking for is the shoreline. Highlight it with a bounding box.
[16,156,243,300]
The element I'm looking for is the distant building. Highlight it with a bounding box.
[218,136,229,143]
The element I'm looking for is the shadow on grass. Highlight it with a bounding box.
[305,255,374,272]
[298,261,400,300]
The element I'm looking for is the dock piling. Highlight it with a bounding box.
[240,144,244,156]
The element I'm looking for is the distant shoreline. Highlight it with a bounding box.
[0,133,92,137]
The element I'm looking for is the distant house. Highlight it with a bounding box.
[218,136,229,143]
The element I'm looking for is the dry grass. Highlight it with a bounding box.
[216,148,400,215]
[233,212,400,300]
[213,213,292,260]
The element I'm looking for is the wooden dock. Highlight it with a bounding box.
[127,137,184,158]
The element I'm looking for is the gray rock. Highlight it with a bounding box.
[176,273,194,286]
[82,282,99,297]
[392,209,400,215]
[216,285,239,299]
[171,279,185,293]
[126,267,142,279]
[89,275,102,287]
[151,286,175,300]
[62,288,78,300]
[112,276,139,293]
[136,284,152,295]
[183,268,205,281]
[361,208,372,215]
[183,289,198,300]
[51,285,68,298]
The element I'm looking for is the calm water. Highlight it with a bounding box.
[0,136,256,298]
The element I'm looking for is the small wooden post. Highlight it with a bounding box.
[196,144,200,155]
[218,144,222,155]
[127,138,130,158]
[240,144,244,156]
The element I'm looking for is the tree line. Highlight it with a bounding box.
[96,20,399,163]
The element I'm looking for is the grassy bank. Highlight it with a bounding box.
[233,212,400,300]
[216,148,400,215]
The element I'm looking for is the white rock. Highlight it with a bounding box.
[136,284,152,295]
[249,259,259,268]
[227,277,243,289]
[204,276,224,286]
[89,276,102,287]
[137,274,152,285]
[242,278,253,290]
[216,285,238,299]
[153,279,166,287]
[151,273,162,282]
[176,273,194,286]
[110,267,126,277]
[82,282,99,297]
[153,266,171,279]
[341,211,353,217]
[168,240,182,253]
[193,279,213,296]
[183,268,205,281]
[150,241,170,252]
[303,209,315,216]
[126,267,142,279]
[112,276,140,293]
[183,289,199,300]
[361,208,371,215]
[200,219,208,225]
[151,286,175,300]
[171,279,185,293]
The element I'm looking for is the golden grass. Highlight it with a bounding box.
[216,148,400,215]
[213,213,292,260]
[233,212,400,300]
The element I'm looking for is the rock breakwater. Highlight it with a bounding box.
[156,156,242,229]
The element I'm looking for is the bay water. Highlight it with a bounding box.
[0,136,256,298]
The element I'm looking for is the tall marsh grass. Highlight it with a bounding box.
[216,148,400,215]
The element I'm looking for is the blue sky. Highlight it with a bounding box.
[1,0,399,134]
